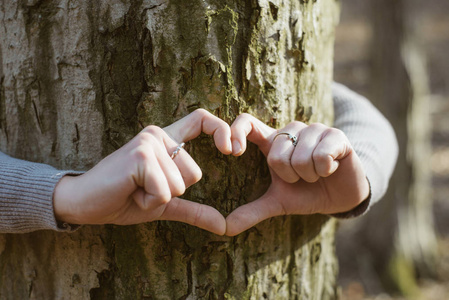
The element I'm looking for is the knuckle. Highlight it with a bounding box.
[313,150,331,165]
[155,192,171,205]
[284,120,305,131]
[232,114,248,129]
[131,145,151,163]
[184,168,202,188]
[183,164,203,187]
[193,108,209,118]
[267,153,289,169]
[291,120,304,127]
[283,175,300,184]
[291,154,320,183]
[191,167,203,183]
[173,184,186,197]
[305,174,320,183]
[131,132,164,161]
[326,127,342,136]
[238,113,252,120]
[233,113,253,128]
[170,175,186,196]
[309,122,326,130]
[313,151,333,177]
[136,132,154,145]
[143,125,163,135]
[291,153,309,170]
[327,127,340,134]
[331,128,348,141]
[135,130,162,147]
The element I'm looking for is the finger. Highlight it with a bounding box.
[132,188,164,216]
[156,148,187,197]
[225,193,285,236]
[161,136,202,189]
[137,158,172,210]
[163,109,232,155]
[159,197,226,235]
[312,128,352,177]
[137,127,187,196]
[291,123,328,183]
[267,122,307,183]
[230,113,276,156]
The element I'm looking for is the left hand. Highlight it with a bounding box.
[226,114,370,236]
[54,109,232,235]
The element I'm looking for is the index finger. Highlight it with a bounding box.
[163,109,232,155]
[231,113,276,156]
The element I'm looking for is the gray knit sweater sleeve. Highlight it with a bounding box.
[0,152,81,233]
[331,82,398,217]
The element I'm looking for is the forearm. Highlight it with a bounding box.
[0,151,81,233]
[332,82,399,216]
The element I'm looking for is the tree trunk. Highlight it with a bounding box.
[361,0,437,294]
[0,1,339,298]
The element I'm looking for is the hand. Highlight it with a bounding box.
[54,109,232,235]
[226,114,370,236]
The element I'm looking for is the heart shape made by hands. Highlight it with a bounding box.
[54,109,370,236]
[161,110,370,236]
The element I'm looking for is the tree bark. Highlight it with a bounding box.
[0,0,339,298]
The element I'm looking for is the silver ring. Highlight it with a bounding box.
[273,132,298,146]
[170,142,185,159]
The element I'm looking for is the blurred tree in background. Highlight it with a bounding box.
[336,0,449,298]
[367,0,437,294]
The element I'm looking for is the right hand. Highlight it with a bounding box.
[53,109,232,235]
[225,114,369,236]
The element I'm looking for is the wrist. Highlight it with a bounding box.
[331,177,372,218]
[53,175,82,225]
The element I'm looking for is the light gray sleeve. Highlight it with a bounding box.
[331,82,398,218]
[0,151,81,233]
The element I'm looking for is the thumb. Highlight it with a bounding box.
[225,192,284,236]
[159,197,227,235]
[231,113,276,156]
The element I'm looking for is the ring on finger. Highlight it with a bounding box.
[171,142,186,159]
[273,132,298,147]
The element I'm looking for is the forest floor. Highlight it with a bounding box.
[334,0,449,299]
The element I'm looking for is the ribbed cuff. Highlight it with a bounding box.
[0,153,83,233]
[331,82,398,216]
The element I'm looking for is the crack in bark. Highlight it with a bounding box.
[223,251,234,297]
[31,100,42,134]
[179,257,193,300]
[0,57,7,143]
[73,123,80,153]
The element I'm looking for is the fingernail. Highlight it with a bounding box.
[232,140,242,155]
[228,139,233,152]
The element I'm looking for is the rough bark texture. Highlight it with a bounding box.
[0,0,339,298]
[362,0,437,294]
